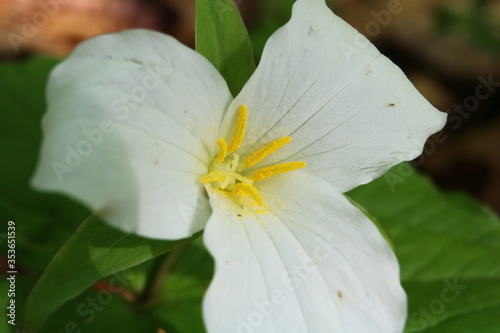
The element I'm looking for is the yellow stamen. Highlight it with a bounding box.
[228,105,248,152]
[252,162,307,182]
[215,138,228,164]
[199,171,225,184]
[244,136,292,167]
[234,183,265,206]
[199,105,307,210]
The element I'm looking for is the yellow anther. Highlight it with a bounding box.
[252,161,307,182]
[199,171,225,184]
[228,105,248,152]
[215,138,228,164]
[234,183,265,206]
[200,106,307,210]
[244,136,292,167]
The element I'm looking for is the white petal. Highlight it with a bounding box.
[32,30,232,239]
[222,0,446,192]
[203,171,406,333]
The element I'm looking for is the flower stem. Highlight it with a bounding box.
[137,242,190,309]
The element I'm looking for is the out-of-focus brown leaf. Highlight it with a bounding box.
[0,0,171,56]
[0,0,254,57]
[337,0,500,79]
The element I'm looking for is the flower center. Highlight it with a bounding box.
[199,105,306,208]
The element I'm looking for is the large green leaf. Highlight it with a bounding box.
[195,0,255,96]
[20,215,200,333]
[348,164,500,332]
[0,57,90,276]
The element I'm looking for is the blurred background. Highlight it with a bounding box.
[0,1,499,332]
[1,0,499,213]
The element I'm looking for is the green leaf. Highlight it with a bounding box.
[348,163,500,332]
[195,0,255,96]
[0,57,90,274]
[346,196,395,250]
[21,215,201,333]
[0,58,58,189]
[404,278,500,333]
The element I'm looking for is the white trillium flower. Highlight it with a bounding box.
[33,0,446,332]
